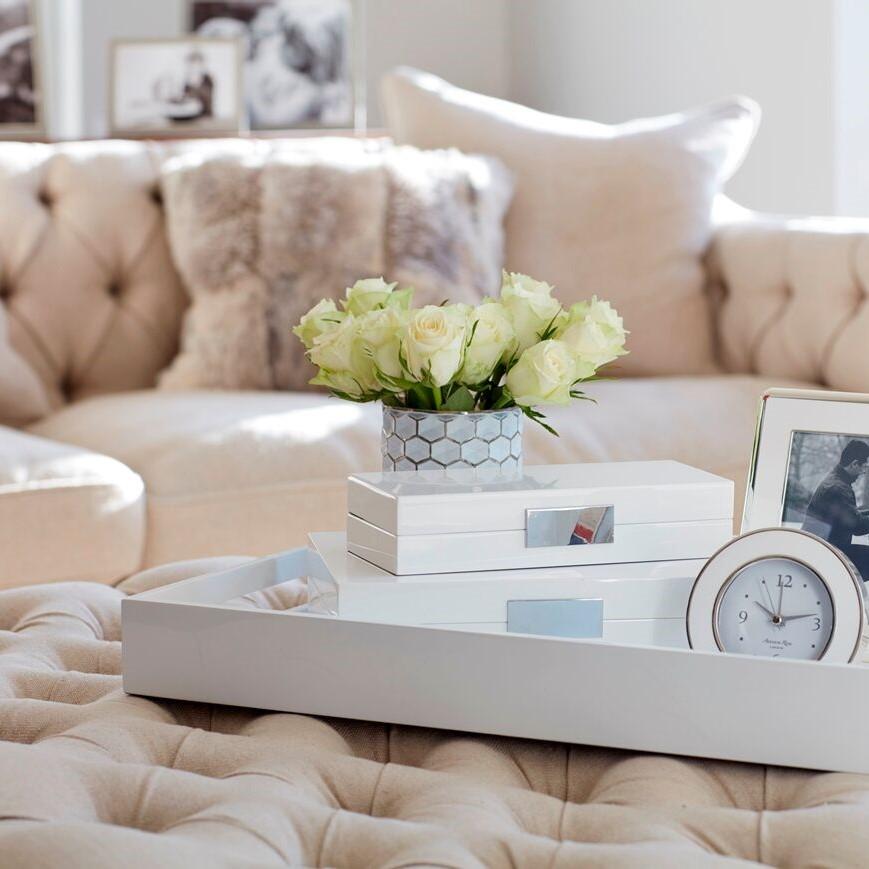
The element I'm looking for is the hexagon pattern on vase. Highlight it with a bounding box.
[381,407,523,472]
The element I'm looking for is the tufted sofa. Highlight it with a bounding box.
[2,138,869,589]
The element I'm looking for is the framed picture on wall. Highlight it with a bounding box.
[0,0,43,138]
[188,0,360,130]
[743,388,869,586]
[109,37,244,138]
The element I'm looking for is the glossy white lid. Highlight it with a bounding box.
[348,461,733,536]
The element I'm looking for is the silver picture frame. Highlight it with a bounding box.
[743,387,869,584]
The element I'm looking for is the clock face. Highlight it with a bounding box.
[714,556,835,660]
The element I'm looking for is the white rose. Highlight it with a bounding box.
[505,339,577,406]
[500,271,563,352]
[357,306,408,388]
[459,302,516,386]
[344,277,397,316]
[292,298,345,350]
[558,296,628,379]
[308,316,377,397]
[402,304,468,387]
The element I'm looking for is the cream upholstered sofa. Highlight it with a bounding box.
[0,137,865,589]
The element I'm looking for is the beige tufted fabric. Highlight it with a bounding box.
[710,213,869,391]
[0,141,188,414]
[3,571,869,867]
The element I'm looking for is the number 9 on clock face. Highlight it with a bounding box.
[714,557,834,659]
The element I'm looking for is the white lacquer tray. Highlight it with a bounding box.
[122,547,869,775]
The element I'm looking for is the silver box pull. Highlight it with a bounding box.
[525,505,615,548]
[507,598,604,638]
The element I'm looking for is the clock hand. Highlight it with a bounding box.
[754,600,777,620]
[777,579,784,618]
[779,613,818,624]
[760,578,776,613]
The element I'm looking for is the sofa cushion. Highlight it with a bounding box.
[0,427,144,588]
[3,576,869,866]
[30,376,812,566]
[382,68,759,377]
[0,301,49,426]
[158,139,513,392]
[0,141,188,416]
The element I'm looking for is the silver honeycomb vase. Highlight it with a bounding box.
[381,406,523,472]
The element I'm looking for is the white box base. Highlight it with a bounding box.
[308,531,700,646]
[122,547,869,775]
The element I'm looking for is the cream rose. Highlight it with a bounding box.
[505,339,577,406]
[402,304,468,387]
[558,296,628,379]
[292,299,345,350]
[459,302,516,386]
[500,271,563,352]
[344,277,398,316]
[357,306,408,388]
[308,316,377,397]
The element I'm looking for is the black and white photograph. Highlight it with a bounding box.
[0,0,40,135]
[783,430,869,583]
[110,38,243,137]
[190,0,355,130]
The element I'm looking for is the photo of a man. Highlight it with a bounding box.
[783,433,869,583]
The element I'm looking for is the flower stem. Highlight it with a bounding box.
[432,384,443,410]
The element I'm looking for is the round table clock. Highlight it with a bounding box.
[687,528,867,663]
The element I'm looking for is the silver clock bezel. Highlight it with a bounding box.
[711,553,836,660]
[687,527,866,663]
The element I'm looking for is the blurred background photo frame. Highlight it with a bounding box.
[743,389,869,585]
[110,37,243,137]
[188,0,361,131]
[0,0,42,138]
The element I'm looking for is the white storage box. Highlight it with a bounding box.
[308,531,702,648]
[347,461,733,575]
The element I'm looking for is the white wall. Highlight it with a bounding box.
[56,0,509,139]
[509,0,838,216]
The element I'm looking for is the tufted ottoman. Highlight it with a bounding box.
[3,570,869,868]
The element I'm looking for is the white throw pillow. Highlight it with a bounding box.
[382,68,760,377]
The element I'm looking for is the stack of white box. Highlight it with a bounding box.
[306,461,734,649]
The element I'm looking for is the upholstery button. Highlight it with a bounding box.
[151,188,163,206]
[38,189,52,207]
[107,283,121,299]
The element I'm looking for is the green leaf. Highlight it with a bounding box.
[441,386,475,412]
[536,312,563,342]
[519,404,560,437]
[407,383,434,410]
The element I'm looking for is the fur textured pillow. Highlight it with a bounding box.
[158,139,512,391]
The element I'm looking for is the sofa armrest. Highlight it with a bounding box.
[707,206,869,389]
[0,427,145,588]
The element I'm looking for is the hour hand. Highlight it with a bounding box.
[754,600,777,619]
[780,613,817,624]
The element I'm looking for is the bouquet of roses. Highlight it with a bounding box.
[293,272,627,434]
